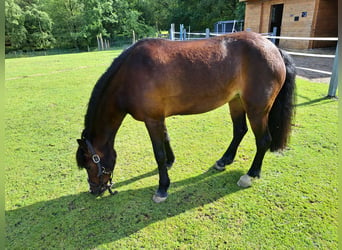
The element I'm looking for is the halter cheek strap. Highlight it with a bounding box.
[85,140,103,177]
[84,139,117,196]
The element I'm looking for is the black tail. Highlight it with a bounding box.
[268,49,296,152]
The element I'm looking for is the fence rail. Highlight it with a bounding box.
[295,67,333,75]
[282,52,335,58]
[265,36,338,41]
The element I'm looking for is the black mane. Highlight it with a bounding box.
[82,44,136,138]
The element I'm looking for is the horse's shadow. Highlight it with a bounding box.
[6,168,244,248]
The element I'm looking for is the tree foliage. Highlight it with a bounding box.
[5,0,54,50]
[43,0,118,49]
[5,0,26,49]
[5,0,245,51]
[21,5,55,50]
[169,0,245,31]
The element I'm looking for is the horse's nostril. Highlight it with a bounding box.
[89,187,99,195]
[89,186,107,196]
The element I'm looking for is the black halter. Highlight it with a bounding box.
[85,139,117,196]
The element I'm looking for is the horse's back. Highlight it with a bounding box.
[116,32,285,120]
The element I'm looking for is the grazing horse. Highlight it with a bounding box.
[76,31,296,203]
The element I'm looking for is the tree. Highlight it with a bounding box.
[79,0,118,47]
[111,0,155,40]
[43,0,85,48]
[6,0,245,51]
[44,0,151,49]
[5,0,54,51]
[21,5,55,50]
[129,0,177,31]
[170,0,245,31]
[5,0,27,49]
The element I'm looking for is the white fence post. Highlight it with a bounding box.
[271,27,277,44]
[170,24,175,41]
[97,36,101,51]
[99,34,104,51]
[180,24,184,40]
[132,30,136,44]
[327,44,338,97]
[205,28,210,38]
[188,26,191,40]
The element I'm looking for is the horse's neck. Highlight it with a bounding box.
[85,73,127,149]
[86,111,126,150]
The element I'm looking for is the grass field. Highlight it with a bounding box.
[5,50,338,249]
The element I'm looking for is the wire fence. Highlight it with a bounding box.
[5,38,133,59]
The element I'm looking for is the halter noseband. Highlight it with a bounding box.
[84,139,117,196]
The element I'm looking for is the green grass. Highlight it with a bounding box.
[5,51,338,249]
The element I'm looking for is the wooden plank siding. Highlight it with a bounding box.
[241,0,337,49]
[311,0,338,48]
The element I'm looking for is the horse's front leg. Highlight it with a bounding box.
[164,130,175,168]
[145,119,170,203]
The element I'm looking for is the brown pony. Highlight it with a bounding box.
[76,31,296,203]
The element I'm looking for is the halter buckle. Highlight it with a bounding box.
[92,154,101,164]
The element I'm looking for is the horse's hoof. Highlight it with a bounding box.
[152,193,168,203]
[213,162,226,171]
[237,174,252,188]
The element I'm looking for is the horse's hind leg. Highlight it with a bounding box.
[145,119,171,203]
[237,113,271,187]
[214,97,248,170]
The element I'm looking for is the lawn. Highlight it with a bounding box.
[5,50,338,249]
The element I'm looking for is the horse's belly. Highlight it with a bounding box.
[164,91,236,116]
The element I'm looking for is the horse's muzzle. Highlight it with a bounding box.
[89,185,108,196]
[88,181,118,196]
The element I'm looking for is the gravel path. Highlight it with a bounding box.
[286,47,336,83]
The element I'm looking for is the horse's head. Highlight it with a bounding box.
[76,138,117,196]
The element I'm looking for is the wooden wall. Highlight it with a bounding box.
[242,0,337,49]
[311,0,338,48]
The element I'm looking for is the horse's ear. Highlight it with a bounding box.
[77,139,88,152]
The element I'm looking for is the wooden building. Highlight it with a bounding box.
[239,0,338,49]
